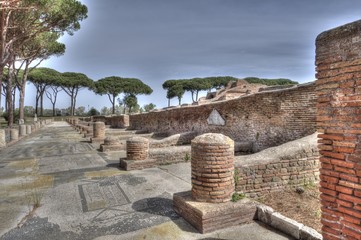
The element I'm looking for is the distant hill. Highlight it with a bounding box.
[244,77,298,86]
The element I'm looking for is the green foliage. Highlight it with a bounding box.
[184,153,190,162]
[28,67,62,85]
[75,106,86,116]
[167,84,185,105]
[303,180,316,189]
[87,107,100,116]
[123,94,138,113]
[234,168,240,187]
[24,106,35,117]
[95,76,152,114]
[17,0,88,36]
[61,72,94,89]
[231,192,245,202]
[162,76,297,105]
[163,76,238,103]
[2,109,20,123]
[243,77,298,86]
[143,103,156,112]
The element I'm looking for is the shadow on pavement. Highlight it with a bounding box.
[131,196,198,234]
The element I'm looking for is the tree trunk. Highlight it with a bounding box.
[112,95,115,114]
[168,98,170,107]
[18,64,30,120]
[12,87,15,112]
[0,71,2,115]
[19,86,25,119]
[35,89,40,115]
[72,89,78,116]
[70,88,74,116]
[40,91,44,116]
[52,102,56,116]
[6,67,14,127]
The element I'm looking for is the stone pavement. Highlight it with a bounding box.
[0,121,294,240]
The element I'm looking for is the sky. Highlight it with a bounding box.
[20,0,361,111]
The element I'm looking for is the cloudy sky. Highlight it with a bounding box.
[24,0,361,111]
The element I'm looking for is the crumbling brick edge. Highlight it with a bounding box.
[256,204,322,240]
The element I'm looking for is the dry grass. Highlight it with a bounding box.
[258,183,321,233]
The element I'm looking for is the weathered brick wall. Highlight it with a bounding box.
[235,133,319,197]
[130,83,317,152]
[316,20,361,240]
[91,115,129,128]
[149,146,191,165]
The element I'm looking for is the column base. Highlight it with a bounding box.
[119,158,157,171]
[173,191,257,233]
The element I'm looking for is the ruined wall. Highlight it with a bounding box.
[130,83,317,151]
[92,115,129,128]
[235,133,319,197]
[316,20,361,239]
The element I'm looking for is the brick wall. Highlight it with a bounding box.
[130,83,317,152]
[91,115,129,128]
[235,133,319,197]
[316,20,361,240]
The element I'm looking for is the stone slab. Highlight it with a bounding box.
[91,137,105,144]
[120,158,157,171]
[100,144,125,152]
[173,191,257,233]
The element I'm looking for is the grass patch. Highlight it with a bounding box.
[231,192,245,202]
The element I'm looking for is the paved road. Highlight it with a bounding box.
[0,122,293,240]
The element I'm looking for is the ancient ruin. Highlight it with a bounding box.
[316,20,361,239]
[2,16,361,240]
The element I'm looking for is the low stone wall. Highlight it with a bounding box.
[108,115,129,128]
[235,133,319,197]
[149,146,191,165]
[129,83,317,152]
[149,131,198,148]
[91,115,129,128]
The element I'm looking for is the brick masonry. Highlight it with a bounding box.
[173,191,257,233]
[129,83,317,152]
[235,133,320,197]
[316,20,361,240]
[91,115,129,128]
[126,136,149,160]
[191,133,235,203]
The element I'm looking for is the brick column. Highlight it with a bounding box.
[10,129,19,141]
[19,125,26,137]
[0,129,5,148]
[126,137,149,160]
[191,133,235,203]
[26,125,32,135]
[91,121,105,144]
[316,20,361,239]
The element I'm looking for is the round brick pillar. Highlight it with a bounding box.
[0,129,5,148]
[191,133,235,203]
[126,137,149,160]
[26,125,32,134]
[10,129,19,141]
[93,122,105,138]
[19,125,26,137]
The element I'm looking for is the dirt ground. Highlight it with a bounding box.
[257,184,322,233]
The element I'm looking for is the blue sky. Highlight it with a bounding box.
[21,0,361,111]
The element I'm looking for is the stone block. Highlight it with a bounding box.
[173,191,257,233]
[119,158,157,171]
